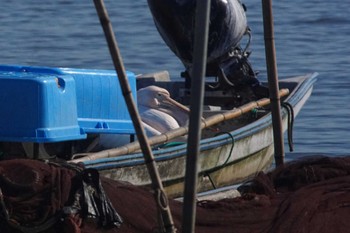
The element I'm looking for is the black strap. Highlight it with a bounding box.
[282,102,295,152]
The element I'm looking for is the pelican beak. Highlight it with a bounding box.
[159,94,190,114]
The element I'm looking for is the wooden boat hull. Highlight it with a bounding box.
[80,73,317,198]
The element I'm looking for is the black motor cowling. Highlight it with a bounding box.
[147,0,248,72]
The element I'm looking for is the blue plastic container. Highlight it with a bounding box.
[0,65,136,142]
[59,68,137,134]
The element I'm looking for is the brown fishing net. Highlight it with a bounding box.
[194,155,350,233]
[0,159,77,233]
[0,159,122,233]
[0,156,349,233]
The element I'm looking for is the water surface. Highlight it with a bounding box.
[0,0,349,156]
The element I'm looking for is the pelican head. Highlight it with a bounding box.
[137,85,190,133]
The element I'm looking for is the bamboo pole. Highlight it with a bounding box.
[262,0,285,167]
[70,88,289,163]
[181,0,211,232]
[92,0,176,232]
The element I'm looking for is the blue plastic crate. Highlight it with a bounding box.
[59,67,137,134]
[0,65,136,142]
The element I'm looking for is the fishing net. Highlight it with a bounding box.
[195,155,350,233]
[104,155,350,233]
[0,159,122,233]
[0,155,349,233]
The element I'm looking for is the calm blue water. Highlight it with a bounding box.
[0,1,349,156]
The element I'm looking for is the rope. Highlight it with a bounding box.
[282,102,295,152]
[203,132,235,190]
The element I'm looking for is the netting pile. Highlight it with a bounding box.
[0,155,349,233]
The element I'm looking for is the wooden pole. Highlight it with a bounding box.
[182,0,211,232]
[262,0,285,166]
[92,0,176,232]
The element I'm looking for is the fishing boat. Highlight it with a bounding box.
[70,71,317,198]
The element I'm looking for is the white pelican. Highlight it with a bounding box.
[97,85,189,149]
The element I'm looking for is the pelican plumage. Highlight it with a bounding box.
[97,85,189,149]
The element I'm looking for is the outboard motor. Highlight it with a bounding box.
[148,0,268,101]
